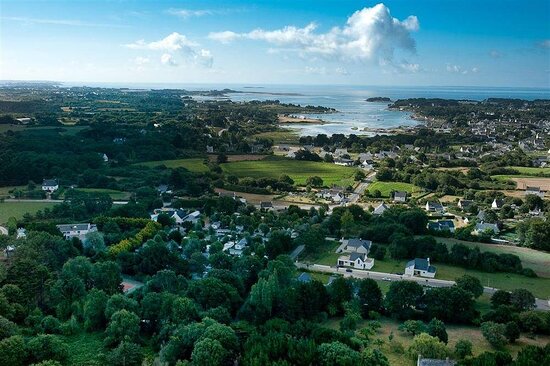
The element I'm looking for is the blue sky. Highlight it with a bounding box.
[1,0,549,87]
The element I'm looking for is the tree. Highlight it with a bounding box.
[83,289,108,331]
[0,316,18,341]
[216,153,228,164]
[306,176,323,187]
[407,333,450,360]
[398,320,427,336]
[317,341,361,366]
[83,231,106,257]
[454,339,472,359]
[504,322,520,343]
[491,290,511,308]
[191,338,227,366]
[427,318,448,344]
[480,321,507,348]
[27,335,69,364]
[105,294,138,320]
[510,289,536,311]
[455,275,484,298]
[327,277,353,316]
[354,170,366,181]
[104,310,140,348]
[385,281,424,319]
[157,213,175,227]
[361,349,389,366]
[106,341,143,366]
[0,335,27,366]
[92,261,122,294]
[357,278,382,317]
[171,297,199,325]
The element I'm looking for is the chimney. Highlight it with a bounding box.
[427,258,430,266]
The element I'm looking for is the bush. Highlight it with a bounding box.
[40,315,61,334]
[454,339,472,359]
[27,335,69,364]
[480,321,507,348]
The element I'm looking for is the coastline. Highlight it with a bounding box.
[278,114,326,125]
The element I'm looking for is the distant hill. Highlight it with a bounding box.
[366,97,391,102]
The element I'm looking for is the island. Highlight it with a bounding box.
[366,97,391,102]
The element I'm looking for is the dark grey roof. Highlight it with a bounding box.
[407,258,436,273]
[260,201,273,208]
[418,358,455,366]
[56,223,91,232]
[349,252,365,261]
[427,201,444,209]
[42,179,58,186]
[394,191,407,198]
[347,238,372,250]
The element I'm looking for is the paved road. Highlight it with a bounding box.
[289,245,305,260]
[296,262,550,311]
[348,172,376,204]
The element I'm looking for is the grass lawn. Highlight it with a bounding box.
[372,254,550,298]
[136,158,210,172]
[434,237,550,278]
[72,188,131,201]
[0,201,57,223]
[367,181,421,197]
[0,185,25,198]
[221,156,357,186]
[300,240,341,266]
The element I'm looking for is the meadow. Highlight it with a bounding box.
[220,156,358,186]
[366,181,421,197]
[136,158,210,172]
[71,188,131,201]
[0,201,57,223]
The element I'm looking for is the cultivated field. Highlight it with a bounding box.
[221,157,357,186]
[0,201,57,223]
[507,166,550,175]
[136,158,210,172]
[250,129,300,144]
[71,188,131,201]
[207,154,267,162]
[0,185,25,199]
[367,181,421,197]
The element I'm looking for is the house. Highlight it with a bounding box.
[56,223,97,239]
[183,211,201,224]
[473,222,500,235]
[340,238,372,254]
[297,272,312,283]
[102,153,109,162]
[427,220,455,233]
[229,238,248,256]
[218,191,236,199]
[491,198,505,210]
[206,145,214,153]
[156,184,170,195]
[317,188,345,203]
[150,209,187,224]
[405,258,436,278]
[16,117,31,124]
[393,191,407,203]
[457,200,474,210]
[477,210,487,221]
[425,201,444,213]
[16,228,27,239]
[373,203,389,215]
[525,186,544,198]
[334,148,349,157]
[338,253,374,270]
[417,355,455,366]
[334,158,354,166]
[260,201,274,210]
[42,179,59,192]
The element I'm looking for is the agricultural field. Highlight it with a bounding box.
[507,166,550,175]
[207,154,267,162]
[221,156,358,186]
[366,181,422,197]
[0,201,57,223]
[250,129,300,144]
[0,185,25,199]
[136,158,210,172]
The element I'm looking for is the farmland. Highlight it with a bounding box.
[366,181,422,197]
[70,188,131,201]
[136,158,210,172]
[0,201,57,223]
[220,156,358,186]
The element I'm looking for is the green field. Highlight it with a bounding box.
[221,157,357,186]
[367,181,421,197]
[507,166,550,175]
[0,201,58,223]
[0,185,25,198]
[434,237,550,278]
[251,129,300,144]
[136,158,210,172]
[72,188,131,201]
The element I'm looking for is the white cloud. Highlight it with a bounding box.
[2,16,127,28]
[167,9,212,19]
[305,66,327,75]
[125,32,212,68]
[134,56,150,65]
[208,3,419,65]
[399,62,420,73]
[446,64,478,74]
[335,67,349,75]
[161,54,177,66]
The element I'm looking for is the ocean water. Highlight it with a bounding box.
[63,82,550,136]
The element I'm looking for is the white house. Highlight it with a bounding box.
[491,198,505,210]
[373,203,389,215]
[42,179,59,192]
[393,191,407,203]
[16,228,27,239]
[150,209,187,224]
[56,223,97,239]
[338,253,374,270]
[457,200,474,210]
[229,238,248,256]
[405,258,436,278]
[525,186,544,198]
[317,189,345,203]
[425,201,444,213]
[473,222,500,235]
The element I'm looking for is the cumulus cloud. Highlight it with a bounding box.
[399,62,420,73]
[208,3,419,65]
[305,66,327,75]
[125,32,212,67]
[167,9,212,18]
[134,56,150,65]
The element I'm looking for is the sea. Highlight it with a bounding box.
[63,82,550,136]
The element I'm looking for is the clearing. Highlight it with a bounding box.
[136,158,210,173]
[70,188,131,201]
[220,156,358,186]
[367,181,422,197]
